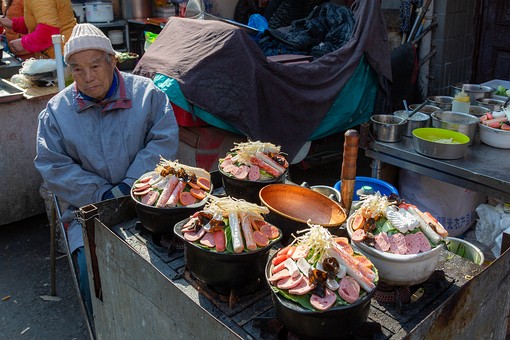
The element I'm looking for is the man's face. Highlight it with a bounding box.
[68,49,117,100]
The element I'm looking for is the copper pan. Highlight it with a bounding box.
[259,184,346,244]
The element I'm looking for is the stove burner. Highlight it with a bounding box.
[374,282,411,304]
[183,270,268,316]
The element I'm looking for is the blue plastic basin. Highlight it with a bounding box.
[334,176,399,201]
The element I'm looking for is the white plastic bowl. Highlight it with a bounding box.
[478,123,510,149]
[346,215,443,286]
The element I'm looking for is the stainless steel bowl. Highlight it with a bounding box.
[476,98,506,111]
[451,83,496,104]
[412,127,470,160]
[469,105,491,117]
[409,104,442,116]
[427,96,454,111]
[394,110,431,137]
[430,111,479,146]
[370,114,405,142]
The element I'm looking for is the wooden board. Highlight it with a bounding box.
[23,85,58,100]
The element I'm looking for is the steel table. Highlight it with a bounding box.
[364,135,510,202]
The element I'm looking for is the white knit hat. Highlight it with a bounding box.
[64,23,116,63]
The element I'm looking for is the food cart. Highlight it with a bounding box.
[79,179,509,339]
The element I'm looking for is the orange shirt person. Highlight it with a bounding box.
[1,0,33,59]
[0,0,76,59]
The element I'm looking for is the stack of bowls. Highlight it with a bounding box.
[476,98,506,112]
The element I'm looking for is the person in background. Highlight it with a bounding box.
[1,0,33,59]
[0,0,76,59]
[34,23,179,313]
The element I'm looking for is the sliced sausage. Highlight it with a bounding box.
[134,182,150,191]
[166,181,186,207]
[141,190,159,206]
[390,233,408,255]
[240,213,257,251]
[272,261,287,274]
[288,277,315,295]
[133,187,151,196]
[334,237,354,255]
[414,231,432,252]
[260,224,280,240]
[277,273,303,290]
[213,230,226,252]
[253,230,269,247]
[248,165,260,181]
[156,176,178,208]
[310,288,337,311]
[183,227,206,242]
[268,268,290,283]
[233,165,249,180]
[250,219,267,231]
[179,191,197,206]
[189,188,206,200]
[351,228,366,242]
[405,233,421,254]
[199,232,216,248]
[272,254,289,266]
[374,232,391,252]
[338,276,360,304]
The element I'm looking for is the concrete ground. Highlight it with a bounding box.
[0,214,90,339]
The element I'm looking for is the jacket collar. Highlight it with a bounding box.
[73,68,132,113]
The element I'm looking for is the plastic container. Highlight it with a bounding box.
[334,176,399,201]
[452,90,471,114]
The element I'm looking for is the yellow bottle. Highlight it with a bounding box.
[452,90,470,113]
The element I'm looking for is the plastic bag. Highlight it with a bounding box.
[144,31,159,51]
[475,203,510,257]
[248,14,268,42]
[398,169,487,237]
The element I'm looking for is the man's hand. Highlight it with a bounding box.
[102,183,131,200]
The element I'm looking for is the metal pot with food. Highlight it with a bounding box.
[174,196,282,290]
[266,224,377,339]
[131,158,213,234]
[218,141,289,204]
[346,193,448,286]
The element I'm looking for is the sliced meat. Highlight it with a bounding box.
[268,268,291,283]
[133,187,151,196]
[233,165,250,180]
[134,182,150,191]
[141,190,159,206]
[179,191,197,206]
[199,232,216,248]
[351,228,366,242]
[277,273,304,290]
[248,165,260,181]
[213,230,226,252]
[288,277,315,295]
[405,233,421,254]
[183,227,206,242]
[414,231,432,252]
[253,230,269,247]
[291,243,309,260]
[260,224,280,240]
[283,258,300,278]
[391,233,408,255]
[310,288,337,311]
[338,276,360,304]
[374,232,391,252]
[272,261,287,274]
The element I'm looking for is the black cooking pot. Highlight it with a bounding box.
[259,184,347,245]
[219,166,288,204]
[266,252,375,340]
[174,218,282,290]
[131,186,211,235]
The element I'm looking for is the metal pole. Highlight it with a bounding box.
[52,34,66,91]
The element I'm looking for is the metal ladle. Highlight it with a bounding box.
[399,101,428,125]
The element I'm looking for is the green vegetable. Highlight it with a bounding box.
[495,85,509,96]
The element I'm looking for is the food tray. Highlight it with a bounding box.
[0,78,25,103]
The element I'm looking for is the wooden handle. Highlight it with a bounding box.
[340,129,359,213]
[341,129,359,181]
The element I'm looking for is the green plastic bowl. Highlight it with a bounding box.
[412,128,470,159]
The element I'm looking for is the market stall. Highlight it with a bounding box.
[79,193,509,339]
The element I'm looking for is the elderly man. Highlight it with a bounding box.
[34,23,179,313]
